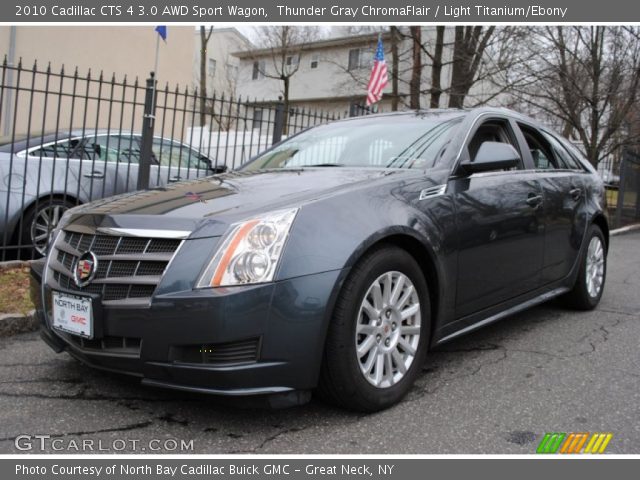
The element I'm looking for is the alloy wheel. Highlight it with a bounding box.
[30,204,68,255]
[585,236,605,298]
[355,271,421,388]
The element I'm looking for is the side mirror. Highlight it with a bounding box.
[459,141,521,174]
[209,164,228,174]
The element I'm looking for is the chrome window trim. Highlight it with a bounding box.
[17,136,84,158]
[16,133,208,161]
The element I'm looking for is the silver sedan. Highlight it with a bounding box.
[0,131,223,256]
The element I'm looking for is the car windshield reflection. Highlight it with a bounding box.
[243,115,463,171]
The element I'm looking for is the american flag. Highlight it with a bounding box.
[366,37,389,106]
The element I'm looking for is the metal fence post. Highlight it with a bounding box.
[615,149,628,229]
[271,101,285,145]
[137,73,156,190]
[632,156,640,221]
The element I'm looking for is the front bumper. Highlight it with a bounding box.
[31,261,344,398]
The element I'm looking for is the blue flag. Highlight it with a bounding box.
[155,26,167,42]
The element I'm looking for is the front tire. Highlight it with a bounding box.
[563,225,607,310]
[20,198,74,258]
[318,245,430,412]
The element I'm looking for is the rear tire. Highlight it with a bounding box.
[318,245,430,412]
[563,224,607,310]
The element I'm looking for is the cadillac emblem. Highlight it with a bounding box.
[73,251,98,287]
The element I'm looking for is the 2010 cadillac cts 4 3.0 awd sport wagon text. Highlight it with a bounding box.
[31,108,608,411]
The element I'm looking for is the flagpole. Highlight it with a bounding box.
[149,32,160,127]
[153,32,160,78]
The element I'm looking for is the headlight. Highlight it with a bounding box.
[196,208,299,287]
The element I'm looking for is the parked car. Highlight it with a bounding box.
[30,108,608,411]
[0,131,225,256]
[600,170,620,186]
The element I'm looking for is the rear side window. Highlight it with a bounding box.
[542,131,583,170]
[28,138,83,159]
[152,139,209,170]
[518,123,559,170]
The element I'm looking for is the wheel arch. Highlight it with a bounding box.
[591,213,609,250]
[10,193,81,241]
[342,231,443,348]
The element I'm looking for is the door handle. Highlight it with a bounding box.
[569,187,582,200]
[526,193,543,208]
[83,170,104,179]
[168,176,181,182]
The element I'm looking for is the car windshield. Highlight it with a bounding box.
[243,115,463,170]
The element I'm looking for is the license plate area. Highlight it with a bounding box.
[52,291,93,339]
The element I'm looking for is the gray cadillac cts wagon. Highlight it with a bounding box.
[31,108,608,411]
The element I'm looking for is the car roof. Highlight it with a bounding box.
[331,107,546,128]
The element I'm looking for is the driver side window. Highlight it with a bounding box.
[467,120,521,169]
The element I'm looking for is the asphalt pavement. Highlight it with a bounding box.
[0,232,638,454]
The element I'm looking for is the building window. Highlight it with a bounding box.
[252,109,263,129]
[208,59,216,78]
[286,55,299,66]
[252,60,265,80]
[226,64,238,81]
[348,48,372,70]
[310,54,319,69]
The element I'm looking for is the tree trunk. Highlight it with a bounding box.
[199,26,213,127]
[409,26,422,110]
[390,26,400,111]
[282,76,290,135]
[448,27,466,109]
[430,26,445,108]
[448,26,495,108]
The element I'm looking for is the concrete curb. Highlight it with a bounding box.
[0,310,38,337]
[610,224,640,236]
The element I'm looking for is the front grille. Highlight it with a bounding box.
[48,230,182,305]
[170,338,261,366]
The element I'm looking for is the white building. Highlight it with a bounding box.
[232,31,395,117]
[231,27,509,118]
[192,27,253,98]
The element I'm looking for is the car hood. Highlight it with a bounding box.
[67,168,420,238]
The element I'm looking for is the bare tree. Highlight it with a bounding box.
[390,26,401,111]
[507,26,640,167]
[448,26,496,108]
[252,26,318,131]
[429,26,445,108]
[199,26,214,127]
[402,26,513,109]
[409,27,422,109]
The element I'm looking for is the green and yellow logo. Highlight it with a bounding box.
[536,432,613,454]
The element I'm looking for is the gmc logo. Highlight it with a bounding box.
[71,315,86,325]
